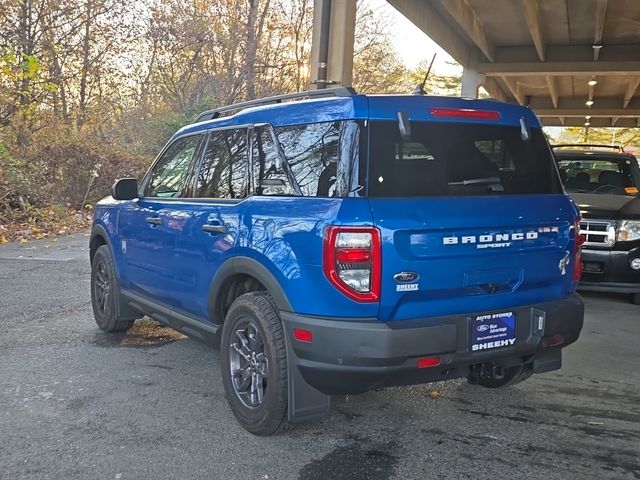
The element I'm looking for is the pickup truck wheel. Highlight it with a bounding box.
[220,292,291,436]
[477,365,533,388]
[91,245,134,332]
[631,293,640,305]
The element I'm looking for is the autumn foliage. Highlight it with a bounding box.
[0,0,461,242]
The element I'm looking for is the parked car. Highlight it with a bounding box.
[90,89,584,435]
[553,144,640,304]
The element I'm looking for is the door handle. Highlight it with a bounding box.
[202,224,227,234]
[145,217,162,225]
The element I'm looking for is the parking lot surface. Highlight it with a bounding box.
[1,235,639,480]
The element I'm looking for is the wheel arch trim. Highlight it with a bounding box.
[208,256,293,324]
[90,224,120,277]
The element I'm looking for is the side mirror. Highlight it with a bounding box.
[112,178,139,200]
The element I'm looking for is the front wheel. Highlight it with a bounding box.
[91,245,134,332]
[631,293,640,305]
[220,292,291,436]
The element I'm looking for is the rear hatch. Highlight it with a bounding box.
[366,119,578,322]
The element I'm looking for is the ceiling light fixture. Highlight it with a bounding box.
[584,122,590,126]
[592,44,603,49]
[586,100,594,106]
[585,115,591,120]
[588,79,598,86]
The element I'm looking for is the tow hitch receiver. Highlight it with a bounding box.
[468,363,505,384]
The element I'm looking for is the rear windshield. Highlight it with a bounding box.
[557,156,639,195]
[367,121,561,197]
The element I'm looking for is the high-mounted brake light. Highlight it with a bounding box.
[323,226,381,302]
[430,108,501,120]
[573,218,586,281]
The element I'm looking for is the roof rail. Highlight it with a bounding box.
[194,87,358,123]
[551,143,625,152]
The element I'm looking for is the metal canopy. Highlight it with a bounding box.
[387,0,640,127]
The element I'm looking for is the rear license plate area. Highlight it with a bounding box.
[469,312,516,352]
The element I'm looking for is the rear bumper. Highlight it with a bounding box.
[281,294,584,395]
[579,247,640,293]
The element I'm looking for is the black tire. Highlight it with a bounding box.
[477,365,533,388]
[91,245,135,332]
[631,293,640,305]
[220,292,291,436]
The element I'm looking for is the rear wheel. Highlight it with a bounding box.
[476,365,533,388]
[91,245,134,332]
[220,292,291,436]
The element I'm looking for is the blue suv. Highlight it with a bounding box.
[90,88,585,435]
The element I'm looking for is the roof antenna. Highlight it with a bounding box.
[413,53,437,95]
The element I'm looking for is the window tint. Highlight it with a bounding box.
[368,122,560,197]
[196,129,249,199]
[251,126,296,196]
[276,122,340,197]
[147,135,202,198]
[558,157,637,195]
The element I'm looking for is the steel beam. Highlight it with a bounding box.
[310,0,356,89]
[594,0,608,60]
[534,109,640,118]
[623,79,640,108]
[386,0,473,66]
[521,0,545,61]
[546,76,558,108]
[434,0,494,61]
[481,77,508,102]
[493,45,640,63]
[499,76,524,104]
[479,60,640,76]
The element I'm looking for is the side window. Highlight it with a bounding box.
[146,135,202,198]
[196,129,249,199]
[251,126,295,195]
[276,122,340,197]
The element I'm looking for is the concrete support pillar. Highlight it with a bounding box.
[310,0,357,89]
[461,67,484,98]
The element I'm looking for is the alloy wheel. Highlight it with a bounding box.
[228,320,269,409]
[94,259,110,315]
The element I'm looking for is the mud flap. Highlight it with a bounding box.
[533,349,562,373]
[284,331,331,423]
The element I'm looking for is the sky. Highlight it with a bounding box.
[368,0,462,77]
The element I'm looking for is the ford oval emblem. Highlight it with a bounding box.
[393,271,420,283]
[477,324,490,332]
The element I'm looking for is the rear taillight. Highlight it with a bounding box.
[573,218,586,281]
[323,226,381,302]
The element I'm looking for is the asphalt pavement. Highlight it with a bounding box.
[1,234,639,480]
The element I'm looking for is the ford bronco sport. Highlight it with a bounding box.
[554,144,640,304]
[90,88,584,435]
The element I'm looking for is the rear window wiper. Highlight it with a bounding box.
[448,176,501,186]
